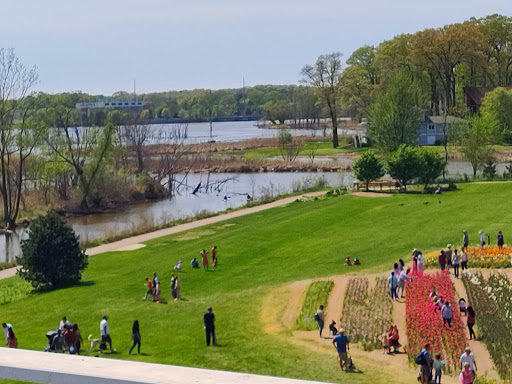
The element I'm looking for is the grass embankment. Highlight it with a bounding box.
[295,280,333,330]
[1,183,512,383]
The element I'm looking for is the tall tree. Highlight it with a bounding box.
[460,115,498,176]
[480,86,512,143]
[386,145,423,191]
[367,70,426,152]
[0,48,39,229]
[301,52,343,148]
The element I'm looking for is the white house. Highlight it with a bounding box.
[418,115,467,146]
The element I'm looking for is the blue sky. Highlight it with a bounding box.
[3,0,510,95]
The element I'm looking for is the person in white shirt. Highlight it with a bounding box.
[2,323,13,344]
[397,268,411,298]
[459,347,477,376]
[59,316,70,331]
[100,315,112,352]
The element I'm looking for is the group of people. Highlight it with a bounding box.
[195,246,218,271]
[437,246,467,278]
[344,257,360,266]
[464,229,505,250]
[388,259,411,300]
[418,343,477,384]
[144,273,162,302]
[51,316,84,354]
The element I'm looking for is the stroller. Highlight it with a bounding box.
[45,331,58,352]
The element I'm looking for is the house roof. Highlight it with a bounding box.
[464,86,512,106]
[427,116,467,124]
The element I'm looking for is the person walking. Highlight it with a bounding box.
[452,249,460,278]
[438,250,447,271]
[479,230,485,249]
[315,305,325,337]
[152,273,159,299]
[201,249,209,271]
[497,231,504,250]
[418,343,433,384]
[332,328,350,371]
[461,362,474,384]
[203,307,217,346]
[433,353,446,384]
[129,320,141,355]
[143,277,153,300]
[171,274,181,301]
[462,230,469,251]
[459,347,477,378]
[461,250,469,271]
[100,315,113,352]
[467,306,476,340]
[73,323,83,355]
[398,268,411,298]
[442,301,453,328]
[388,271,398,301]
[417,251,424,274]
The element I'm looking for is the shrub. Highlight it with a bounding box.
[17,212,88,289]
[352,151,385,191]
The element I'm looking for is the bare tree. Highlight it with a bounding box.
[0,48,38,229]
[301,52,343,148]
[122,109,154,174]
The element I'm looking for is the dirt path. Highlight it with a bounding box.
[451,274,500,381]
[325,276,348,326]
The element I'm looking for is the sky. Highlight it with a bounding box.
[2,0,510,96]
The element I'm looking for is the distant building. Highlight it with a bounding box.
[464,86,512,114]
[418,115,467,146]
[76,100,143,109]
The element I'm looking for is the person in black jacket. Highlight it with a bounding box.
[203,307,217,346]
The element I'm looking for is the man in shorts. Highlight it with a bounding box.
[332,328,350,371]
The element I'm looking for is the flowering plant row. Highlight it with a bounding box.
[423,246,512,269]
[340,277,393,351]
[405,272,466,373]
[462,273,512,380]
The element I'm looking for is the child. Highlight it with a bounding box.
[212,255,217,271]
[143,277,153,300]
[459,298,467,317]
[461,362,474,384]
[433,353,446,384]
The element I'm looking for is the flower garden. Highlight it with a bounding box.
[405,272,466,373]
[295,280,334,330]
[462,272,512,381]
[423,246,512,269]
[340,277,393,351]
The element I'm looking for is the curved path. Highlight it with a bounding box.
[0,191,327,280]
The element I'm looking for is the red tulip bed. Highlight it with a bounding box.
[340,277,393,351]
[405,271,466,373]
[462,273,512,380]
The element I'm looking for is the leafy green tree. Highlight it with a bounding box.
[301,52,343,148]
[460,115,498,176]
[482,154,497,179]
[352,151,385,191]
[263,100,290,125]
[418,148,444,188]
[480,87,512,143]
[18,212,88,289]
[367,70,425,152]
[276,128,303,161]
[386,145,422,191]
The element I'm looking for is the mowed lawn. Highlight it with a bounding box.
[1,182,511,384]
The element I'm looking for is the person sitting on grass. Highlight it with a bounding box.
[344,257,351,266]
[353,257,360,265]
[174,260,182,271]
[191,257,199,268]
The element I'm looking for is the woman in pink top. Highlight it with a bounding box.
[461,362,474,384]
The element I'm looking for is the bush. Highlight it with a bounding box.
[17,212,88,289]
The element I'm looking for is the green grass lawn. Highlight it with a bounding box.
[1,183,512,383]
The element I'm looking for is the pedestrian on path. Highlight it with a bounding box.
[7,326,17,348]
[332,328,350,371]
[433,353,446,384]
[203,307,217,346]
[438,250,447,271]
[461,250,469,271]
[467,306,476,340]
[398,268,411,298]
[452,249,460,278]
[479,230,485,249]
[461,362,474,384]
[315,305,325,337]
[129,320,141,355]
[459,347,477,377]
[418,343,433,384]
[388,272,398,301]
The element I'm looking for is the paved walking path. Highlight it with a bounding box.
[0,192,326,280]
[0,347,333,384]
